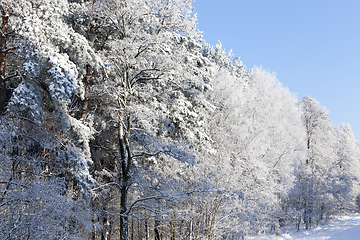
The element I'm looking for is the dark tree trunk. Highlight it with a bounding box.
[119,124,131,240]
[0,6,10,114]
[130,218,134,240]
[145,219,149,240]
[81,64,91,119]
[170,221,175,240]
[120,169,129,240]
[154,220,161,240]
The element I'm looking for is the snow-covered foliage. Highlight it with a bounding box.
[6,0,101,198]
[284,96,355,231]
[0,0,359,239]
[337,124,360,205]
[202,66,306,237]
[8,81,44,124]
[0,117,91,239]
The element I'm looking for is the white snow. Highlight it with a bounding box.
[247,214,360,240]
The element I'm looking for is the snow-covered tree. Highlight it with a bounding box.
[1,0,359,238]
[289,96,352,230]
[0,0,23,114]
[4,0,105,201]
[202,66,306,237]
[68,0,215,239]
[0,116,92,239]
[336,124,360,210]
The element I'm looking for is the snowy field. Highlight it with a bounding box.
[248,214,360,240]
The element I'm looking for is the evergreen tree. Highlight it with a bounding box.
[0,1,359,239]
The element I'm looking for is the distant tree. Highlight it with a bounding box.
[290,96,352,230]
[336,124,360,210]
[203,66,306,237]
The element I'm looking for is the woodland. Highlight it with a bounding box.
[0,0,360,239]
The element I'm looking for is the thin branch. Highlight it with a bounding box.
[126,195,165,215]
[125,190,205,215]
[91,182,121,191]
[132,149,170,158]
[3,73,18,81]
[134,46,148,59]
[1,46,16,53]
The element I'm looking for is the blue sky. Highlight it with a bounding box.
[193,0,360,140]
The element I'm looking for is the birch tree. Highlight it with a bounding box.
[202,65,306,237]
[289,96,352,230]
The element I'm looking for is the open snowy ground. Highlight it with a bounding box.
[247,214,360,240]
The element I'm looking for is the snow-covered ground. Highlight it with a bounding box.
[248,214,360,240]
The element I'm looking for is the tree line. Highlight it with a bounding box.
[0,0,359,239]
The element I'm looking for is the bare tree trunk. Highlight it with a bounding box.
[119,119,132,240]
[102,216,112,240]
[91,214,97,240]
[130,218,134,240]
[0,5,10,114]
[120,180,129,240]
[138,219,142,240]
[145,219,149,240]
[170,221,175,240]
[81,64,91,119]
[154,220,161,240]
[179,220,184,240]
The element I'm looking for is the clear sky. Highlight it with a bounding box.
[193,0,360,140]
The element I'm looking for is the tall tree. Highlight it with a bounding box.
[336,124,360,210]
[203,65,306,237]
[70,0,210,239]
[290,96,351,230]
